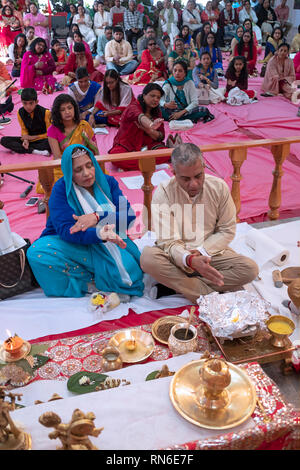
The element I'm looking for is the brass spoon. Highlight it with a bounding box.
[185,306,196,339]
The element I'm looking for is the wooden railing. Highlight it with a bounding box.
[0,136,299,229]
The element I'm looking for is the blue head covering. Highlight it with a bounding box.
[61,144,113,216]
[59,144,144,297]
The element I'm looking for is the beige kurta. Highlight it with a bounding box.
[151,174,237,273]
[105,39,133,65]
[141,174,258,303]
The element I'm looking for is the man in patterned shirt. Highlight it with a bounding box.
[124,0,144,50]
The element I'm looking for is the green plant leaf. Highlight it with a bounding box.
[67,371,108,395]
[32,354,50,371]
[145,370,159,381]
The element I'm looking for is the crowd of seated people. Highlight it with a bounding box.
[0,0,298,158]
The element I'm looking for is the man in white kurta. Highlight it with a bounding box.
[159,0,179,45]
[140,143,258,303]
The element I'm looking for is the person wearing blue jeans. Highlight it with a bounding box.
[104,26,138,76]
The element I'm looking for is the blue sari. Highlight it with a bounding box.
[200,46,223,71]
[68,80,106,124]
[27,144,144,298]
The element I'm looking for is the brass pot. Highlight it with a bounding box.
[168,323,198,356]
[197,358,231,410]
[100,346,123,372]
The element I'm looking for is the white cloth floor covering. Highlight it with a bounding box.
[0,221,299,342]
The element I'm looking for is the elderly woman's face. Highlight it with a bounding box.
[72,153,95,189]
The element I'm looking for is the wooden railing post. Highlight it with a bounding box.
[38,167,54,219]
[268,143,290,220]
[138,157,156,231]
[229,147,247,222]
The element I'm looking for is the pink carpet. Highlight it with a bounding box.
[0,62,300,243]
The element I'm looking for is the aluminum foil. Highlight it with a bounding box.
[197,291,270,340]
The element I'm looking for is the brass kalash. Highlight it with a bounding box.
[170,358,256,430]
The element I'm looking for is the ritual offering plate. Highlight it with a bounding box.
[0,341,31,363]
[151,316,186,345]
[281,267,300,285]
[108,328,155,363]
[169,359,256,430]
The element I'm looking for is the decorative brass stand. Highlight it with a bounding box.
[0,386,31,450]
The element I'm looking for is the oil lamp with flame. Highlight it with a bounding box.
[3,331,24,356]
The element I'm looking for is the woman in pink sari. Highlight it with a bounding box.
[23,3,50,46]
[20,37,57,92]
[261,43,296,100]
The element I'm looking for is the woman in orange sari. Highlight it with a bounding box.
[128,38,167,85]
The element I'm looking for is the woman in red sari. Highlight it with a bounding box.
[109,83,170,171]
[90,69,135,128]
[129,38,167,85]
[0,5,22,55]
[234,29,257,75]
[63,41,103,86]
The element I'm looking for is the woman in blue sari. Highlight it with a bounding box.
[27,144,144,298]
[199,31,223,75]
[67,67,103,125]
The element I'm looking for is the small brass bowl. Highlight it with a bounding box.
[266,315,295,348]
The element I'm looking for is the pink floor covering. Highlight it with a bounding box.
[0,66,300,243]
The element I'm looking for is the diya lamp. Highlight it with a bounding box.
[197,358,231,410]
[124,339,137,351]
[266,315,295,348]
[101,346,123,372]
[3,332,24,356]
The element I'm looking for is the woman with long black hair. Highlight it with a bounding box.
[109,82,170,170]
[234,29,257,75]
[8,32,27,77]
[90,69,134,127]
[225,55,256,99]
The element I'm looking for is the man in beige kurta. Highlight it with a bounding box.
[140,143,259,304]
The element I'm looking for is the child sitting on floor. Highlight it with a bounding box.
[51,39,67,75]
[0,87,52,155]
[225,55,256,101]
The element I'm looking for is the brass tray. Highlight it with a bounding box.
[170,360,256,430]
[108,328,155,363]
[0,341,31,363]
[152,316,186,345]
[281,266,300,285]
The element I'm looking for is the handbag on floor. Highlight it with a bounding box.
[0,239,38,300]
[197,86,210,105]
